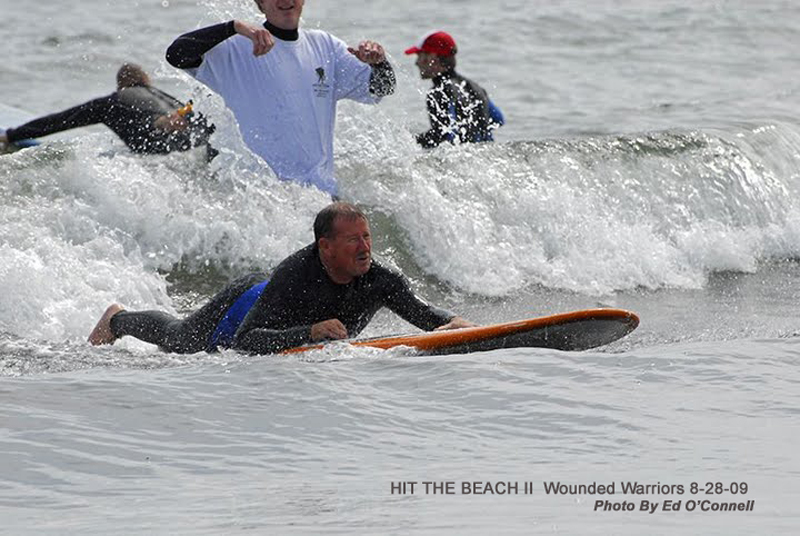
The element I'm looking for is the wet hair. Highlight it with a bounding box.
[314,202,368,243]
[116,63,150,89]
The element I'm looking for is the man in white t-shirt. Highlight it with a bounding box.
[167,0,395,196]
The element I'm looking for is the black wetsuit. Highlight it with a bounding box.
[4,85,215,155]
[110,244,454,355]
[110,273,265,354]
[417,69,499,148]
[166,20,396,97]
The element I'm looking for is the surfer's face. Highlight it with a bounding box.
[321,216,372,282]
[256,0,304,30]
[415,52,441,79]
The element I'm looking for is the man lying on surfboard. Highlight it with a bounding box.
[88,202,475,354]
[0,63,217,160]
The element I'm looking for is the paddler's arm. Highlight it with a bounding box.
[166,20,274,69]
[4,97,110,143]
[233,324,314,355]
[383,273,476,331]
[233,319,348,355]
[231,279,348,354]
[152,112,188,132]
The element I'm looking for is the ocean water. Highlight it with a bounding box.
[1,0,800,534]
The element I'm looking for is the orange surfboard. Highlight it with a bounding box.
[283,308,639,355]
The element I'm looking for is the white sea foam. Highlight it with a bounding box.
[0,133,327,340]
[340,122,800,296]
[4,119,800,344]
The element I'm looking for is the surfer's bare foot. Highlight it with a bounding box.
[88,304,124,346]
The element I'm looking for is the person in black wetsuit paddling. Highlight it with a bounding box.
[405,31,504,148]
[88,202,475,354]
[0,63,217,159]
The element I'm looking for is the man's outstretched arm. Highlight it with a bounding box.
[4,97,110,142]
[384,274,476,331]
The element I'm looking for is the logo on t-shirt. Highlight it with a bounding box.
[313,66,330,98]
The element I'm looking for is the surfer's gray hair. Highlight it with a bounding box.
[314,202,368,243]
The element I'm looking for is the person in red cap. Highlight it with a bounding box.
[405,31,504,148]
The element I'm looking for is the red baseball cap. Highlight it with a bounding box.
[404,31,457,56]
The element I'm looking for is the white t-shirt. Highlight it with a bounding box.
[190,29,379,195]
